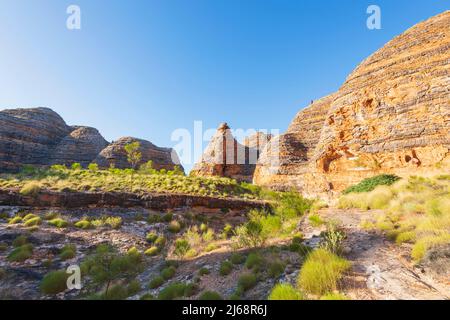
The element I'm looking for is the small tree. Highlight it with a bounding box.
[124,141,142,169]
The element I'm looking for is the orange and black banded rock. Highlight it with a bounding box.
[0,107,182,173]
[255,11,450,196]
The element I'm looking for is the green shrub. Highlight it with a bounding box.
[268,283,303,300]
[40,270,69,294]
[102,284,128,300]
[148,214,161,224]
[140,293,154,300]
[8,216,23,224]
[12,235,28,247]
[173,238,190,257]
[149,276,165,289]
[23,213,38,221]
[20,182,41,196]
[222,223,233,238]
[24,216,41,227]
[237,273,257,291]
[155,236,166,248]
[268,260,285,278]
[297,249,351,295]
[146,232,158,243]
[88,163,99,171]
[144,246,159,256]
[161,266,176,280]
[127,279,142,296]
[48,218,68,228]
[198,291,223,300]
[275,191,313,218]
[75,220,91,229]
[320,224,346,255]
[104,216,122,229]
[309,214,325,227]
[59,244,76,260]
[230,252,246,265]
[219,260,233,276]
[162,213,173,222]
[168,220,182,233]
[245,252,264,270]
[7,244,33,262]
[343,174,400,194]
[157,282,187,300]
[71,163,82,170]
[198,267,210,276]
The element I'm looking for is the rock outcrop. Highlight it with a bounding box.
[191,123,268,182]
[0,107,182,172]
[254,94,334,191]
[254,11,450,196]
[94,137,181,170]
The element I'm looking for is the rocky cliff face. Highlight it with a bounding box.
[0,107,182,172]
[94,136,181,170]
[191,123,267,182]
[254,11,450,196]
[254,94,334,191]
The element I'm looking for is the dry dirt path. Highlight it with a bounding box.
[317,208,450,300]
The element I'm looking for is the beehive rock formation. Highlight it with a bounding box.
[191,123,268,182]
[0,107,182,172]
[94,136,182,170]
[254,94,334,191]
[254,11,450,196]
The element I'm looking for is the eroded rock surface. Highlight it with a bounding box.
[94,137,182,171]
[191,123,269,182]
[255,11,450,196]
[0,108,181,172]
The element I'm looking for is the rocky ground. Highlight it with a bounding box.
[0,206,448,300]
[318,208,450,300]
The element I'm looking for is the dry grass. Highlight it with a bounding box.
[340,175,450,263]
[0,165,264,199]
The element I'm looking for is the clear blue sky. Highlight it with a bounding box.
[0,0,448,171]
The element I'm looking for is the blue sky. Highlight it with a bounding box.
[0,0,448,171]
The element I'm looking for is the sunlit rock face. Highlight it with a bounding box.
[94,136,182,171]
[255,11,450,196]
[0,107,182,172]
[191,123,270,182]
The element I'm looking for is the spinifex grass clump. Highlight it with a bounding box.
[40,270,70,295]
[297,248,351,295]
[268,283,303,300]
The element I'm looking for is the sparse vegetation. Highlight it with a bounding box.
[297,248,351,295]
[268,283,303,300]
[198,291,223,300]
[161,266,176,280]
[339,175,450,262]
[7,244,33,262]
[40,270,69,295]
[59,244,76,260]
[149,276,165,289]
[342,174,400,194]
[144,246,159,256]
[48,218,68,228]
[219,260,233,276]
[237,273,257,291]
